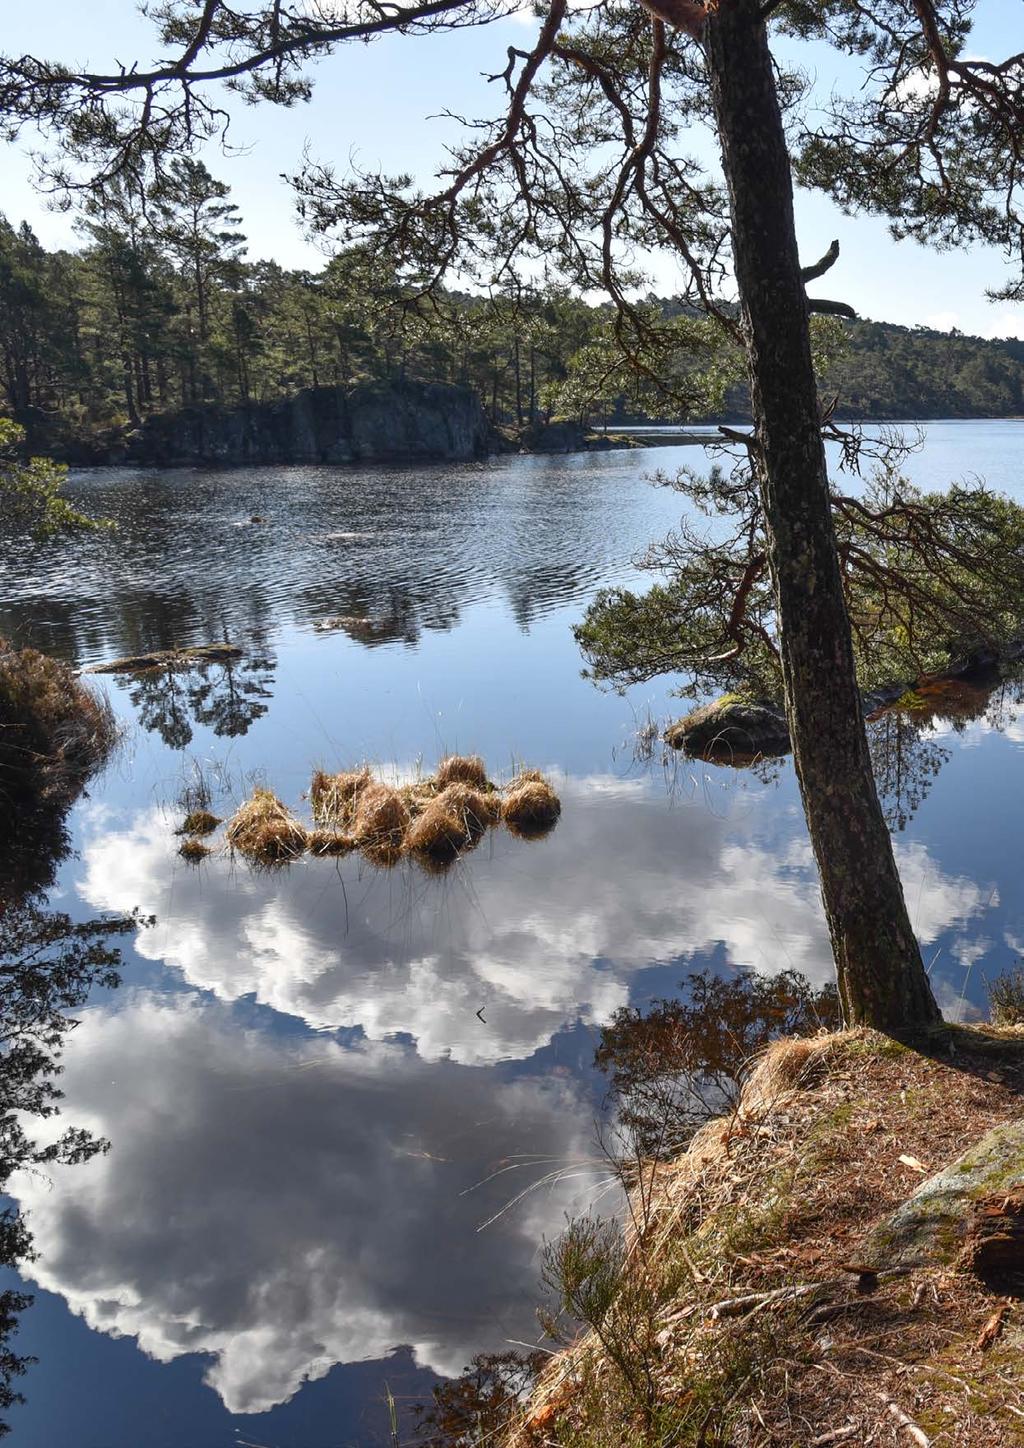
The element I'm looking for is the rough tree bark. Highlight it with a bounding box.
[705,0,941,1033]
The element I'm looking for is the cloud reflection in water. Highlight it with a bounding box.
[78,775,992,1063]
[14,996,597,1414]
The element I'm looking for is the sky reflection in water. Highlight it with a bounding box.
[4,426,1024,1445]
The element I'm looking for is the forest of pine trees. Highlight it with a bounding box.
[2,161,1023,455]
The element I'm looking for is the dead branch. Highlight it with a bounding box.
[801,238,840,283]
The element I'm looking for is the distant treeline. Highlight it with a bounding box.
[1,161,1021,452]
[800,320,1024,423]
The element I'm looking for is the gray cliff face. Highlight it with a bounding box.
[119,380,493,466]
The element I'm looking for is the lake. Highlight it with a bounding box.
[3,420,1024,1446]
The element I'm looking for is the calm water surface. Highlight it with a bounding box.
[4,423,1024,1446]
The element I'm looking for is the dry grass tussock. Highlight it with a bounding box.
[406,783,502,861]
[310,765,373,826]
[436,753,490,789]
[209,759,560,874]
[177,809,221,837]
[350,782,410,850]
[0,641,118,807]
[307,827,356,857]
[503,771,561,838]
[308,757,558,871]
[510,1027,1024,1448]
[177,838,212,863]
[225,788,308,864]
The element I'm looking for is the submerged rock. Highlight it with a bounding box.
[664,695,791,760]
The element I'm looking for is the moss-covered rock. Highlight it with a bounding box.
[664,695,790,759]
[861,1117,1024,1271]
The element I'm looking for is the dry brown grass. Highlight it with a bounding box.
[310,765,373,826]
[443,781,502,827]
[178,809,221,837]
[234,758,557,874]
[502,772,561,838]
[177,837,212,863]
[397,778,440,818]
[406,782,502,861]
[406,800,473,860]
[307,827,357,857]
[437,753,490,789]
[509,1028,1024,1448]
[351,783,410,852]
[361,839,405,869]
[225,788,308,864]
[0,640,118,806]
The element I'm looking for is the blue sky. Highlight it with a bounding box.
[3,0,1023,338]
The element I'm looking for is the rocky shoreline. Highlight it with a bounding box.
[32,379,494,468]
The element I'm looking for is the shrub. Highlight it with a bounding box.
[596,968,840,1159]
[0,641,117,809]
[988,965,1024,1026]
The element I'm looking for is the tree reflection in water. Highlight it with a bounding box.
[669,664,1024,834]
[595,968,839,1162]
[0,901,139,1434]
[867,667,1024,831]
[126,646,275,748]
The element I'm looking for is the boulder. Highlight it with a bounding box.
[664,695,791,759]
[860,1115,1024,1279]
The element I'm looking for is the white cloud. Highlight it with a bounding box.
[984,313,1024,341]
[14,997,599,1414]
[926,311,960,332]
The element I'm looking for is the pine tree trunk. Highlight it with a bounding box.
[705,0,940,1034]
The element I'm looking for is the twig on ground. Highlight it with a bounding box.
[877,1392,931,1447]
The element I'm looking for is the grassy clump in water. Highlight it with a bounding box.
[0,640,117,804]
[178,809,221,837]
[436,753,490,790]
[307,827,356,857]
[225,788,308,864]
[350,783,411,854]
[178,838,212,863]
[310,765,373,827]
[219,757,562,875]
[406,783,501,863]
[310,757,559,869]
[502,769,561,838]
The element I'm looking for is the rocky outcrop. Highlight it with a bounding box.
[861,1114,1024,1275]
[110,380,493,467]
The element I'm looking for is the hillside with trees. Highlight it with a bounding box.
[2,178,1022,457]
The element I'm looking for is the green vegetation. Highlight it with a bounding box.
[0,420,103,536]
[576,464,1024,703]
[4,191,1024,455]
